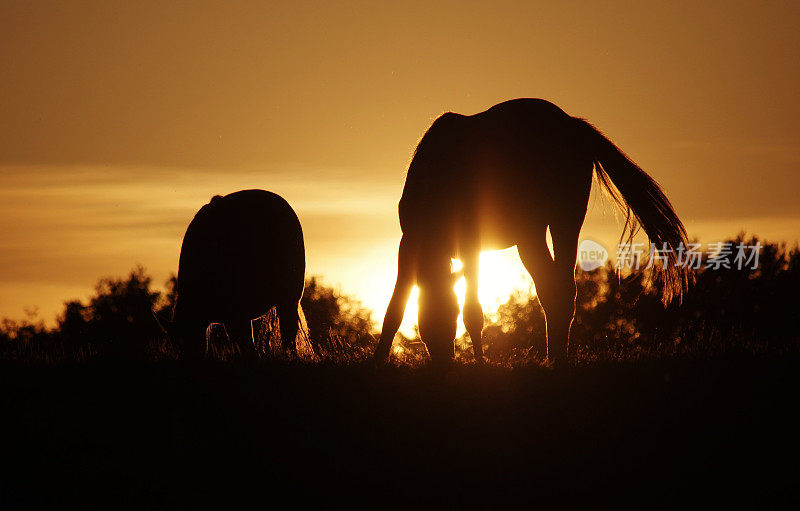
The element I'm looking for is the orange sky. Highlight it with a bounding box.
[1,1,799,326]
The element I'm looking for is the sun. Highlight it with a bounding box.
[396,247,535,337]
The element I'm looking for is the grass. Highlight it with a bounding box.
[2,352,799,507]
[5,240,799,506]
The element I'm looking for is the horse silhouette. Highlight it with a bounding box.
[375,98,688,365]
[156,189,305,357]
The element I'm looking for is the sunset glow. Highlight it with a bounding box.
[1,2,799,328]
[388,249,534,338]
[3,3,799,506]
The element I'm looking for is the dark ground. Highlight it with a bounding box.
[2,357,799,508]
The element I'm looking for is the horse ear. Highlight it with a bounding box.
[152,309,174,335]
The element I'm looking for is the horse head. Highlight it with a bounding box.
[417,260,462,364]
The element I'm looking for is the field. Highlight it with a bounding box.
[2,355,798,507]
[4,2,799,507]
[1,239,798,506]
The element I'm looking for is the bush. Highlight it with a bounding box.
[301,276,375,360]
[2,236,798,365]
[482,236,800,361]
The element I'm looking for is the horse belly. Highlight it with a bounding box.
[465,177,531,251]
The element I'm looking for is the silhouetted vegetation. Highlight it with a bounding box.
[2,238,799,506]
[2,236,798,365]
[300,276,374,359]
[479,235,800,363]
[1,267,165,362]
[0,270,374,364]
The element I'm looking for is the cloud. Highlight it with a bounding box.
[0,163,401,320]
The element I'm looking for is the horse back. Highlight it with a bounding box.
[175,189,305,321]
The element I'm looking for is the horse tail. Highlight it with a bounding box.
[575,118,689,304]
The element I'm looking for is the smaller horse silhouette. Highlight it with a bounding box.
[375,98,688,365]
[156,189,305,357]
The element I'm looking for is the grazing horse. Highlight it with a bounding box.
[156,189,305,357]
[375,98,688,365]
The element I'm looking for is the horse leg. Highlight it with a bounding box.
[462,250,485,364]
[518,224,580,365]
[228,316,256,358]
[375,235,416,362]
[180,322,209,360]
[417,280,459,366]
[277,301,300,353]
